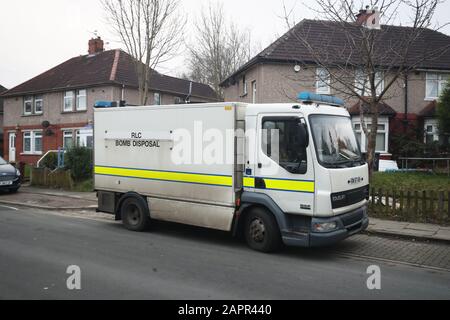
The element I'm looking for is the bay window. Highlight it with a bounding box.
[63,130,74,149]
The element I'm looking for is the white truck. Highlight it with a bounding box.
[94,92,369,252]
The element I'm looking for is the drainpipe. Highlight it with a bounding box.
[403,72,409,133]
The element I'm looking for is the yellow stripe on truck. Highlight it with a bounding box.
[95,166,233,187]
[243,177,315,193]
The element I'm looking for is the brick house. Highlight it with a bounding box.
[1,38,218,167]
[220,19,450,158]
[0,84,7,157]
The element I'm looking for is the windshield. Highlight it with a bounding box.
[0,156,8,165]
[309,115,363,168]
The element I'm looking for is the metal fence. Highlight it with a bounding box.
[399,157,450,177]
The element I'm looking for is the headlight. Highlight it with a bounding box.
[16,169,21,177]
[313,221,338,233]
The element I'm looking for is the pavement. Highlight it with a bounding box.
[0,185,449,243]
[0,205,449,299]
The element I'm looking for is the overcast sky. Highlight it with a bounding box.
[0,0,449,89]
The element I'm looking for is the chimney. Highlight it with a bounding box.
[88,37,104,55]
[356,6,381,29]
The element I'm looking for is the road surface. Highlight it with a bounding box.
[0,204,449,299]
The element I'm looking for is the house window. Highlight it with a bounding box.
[63,130,74,149]
[34,95,43,114]
[76,89,87,111]
[426,73,449,100]
[242,75,248,96]
[316,68,330,94]
[76,129,94,148]
[424,119,439,143]
[353,118,389,153]
[24,96,33,115]
[23,131,42,154]
[252,81,257,103]
[64,91,75,112]
[355,69,384,96]
[174,97,182,104]
[154,92,161,105]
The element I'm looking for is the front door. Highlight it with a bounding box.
[254,113,315,215]
[8,133,16,163]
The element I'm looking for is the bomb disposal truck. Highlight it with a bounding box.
[94,92,369,252]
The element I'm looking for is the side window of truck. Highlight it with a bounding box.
[262,117,307,174]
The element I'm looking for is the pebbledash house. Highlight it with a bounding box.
[220,17,450,159]
[1,38,218,167]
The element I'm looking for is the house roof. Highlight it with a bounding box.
[1,49,218,100]
[419,100,437,117]
[348,101,397,116]
[220,19,450,86]
[0,84,7,94]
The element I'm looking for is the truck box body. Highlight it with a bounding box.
[94,103,246,231]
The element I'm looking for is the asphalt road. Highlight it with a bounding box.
[0,205,449,300]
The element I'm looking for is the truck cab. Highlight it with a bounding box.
[238,92,369,250]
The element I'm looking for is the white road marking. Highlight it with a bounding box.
[0,204,19,211]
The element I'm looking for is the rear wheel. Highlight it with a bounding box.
[244,207,282,253]
[121,196,151,232]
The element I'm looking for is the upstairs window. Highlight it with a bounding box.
[34,95,43,114]
[154,92,161,105]
[426,73,449,100]
[355,69,384,96]
[242,75,248,96]
[64,91,75,112]
[316,68,330,94]
[252,81,257,103]
[24,96,33,115]
[76,89,87,111]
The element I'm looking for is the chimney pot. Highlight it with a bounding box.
[88,37,104,55]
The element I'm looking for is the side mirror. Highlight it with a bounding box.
[298,122,309,148]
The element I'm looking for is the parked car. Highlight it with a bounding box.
[0,156,21,193]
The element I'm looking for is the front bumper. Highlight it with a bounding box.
[282,205,369,247]
[0,177,21,190]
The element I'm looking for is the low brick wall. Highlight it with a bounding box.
[31,167,74,190]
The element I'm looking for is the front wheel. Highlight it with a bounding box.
[244,208,282,253]
[121,196,151,232]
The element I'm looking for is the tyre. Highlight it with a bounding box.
[120,196,151,232]
[244,207,282,253]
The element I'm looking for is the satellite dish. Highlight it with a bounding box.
[42,121,50,128]
[294,65,301,73]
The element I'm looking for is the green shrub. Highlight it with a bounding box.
[65,147,93,182]
[41,152,58,170]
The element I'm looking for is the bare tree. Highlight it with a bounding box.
[281,0,449,174]
[186,2,252,99]
[102,0,185,105]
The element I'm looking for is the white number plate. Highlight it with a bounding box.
[0,181,13,186]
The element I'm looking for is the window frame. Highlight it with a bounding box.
[355,69,384,97]
[316,67,331,94]
[76,89,87,111]
[352,117,389,154]
[63,130,74,149]
[252,80,257,103]
[24,96,33,115]
[22,130,43,155]
[34,95,43,114]
[64,91,75,112]
[424,119,439,143]
[425,72,449,101]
